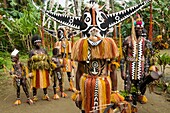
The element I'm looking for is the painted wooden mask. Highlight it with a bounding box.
[33,0,150,43]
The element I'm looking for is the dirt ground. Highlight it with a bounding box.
[0,72,170,113]
[0,49,170,113]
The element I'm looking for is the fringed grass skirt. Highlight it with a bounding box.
[80,74,112,113]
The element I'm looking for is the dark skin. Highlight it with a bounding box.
[28,39,50,99]
[75,61,117,91]
[75,62,85,90]
[52,48,66,96]
[121,26,144,80]
[135,26,143,38]
[11,55,21,78]
[10,54,33,104]
[75,60,117,110]
[110,64,117,91]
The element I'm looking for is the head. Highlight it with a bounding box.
[53,47,59,56]
[41,0,150,43]
[11,49,19,62]
[31,34,42,49]
[80,1,109,40]
[57,26,67,41]
[134,14,144,37]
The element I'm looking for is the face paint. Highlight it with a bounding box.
[33,0,151,40]
[57,29,65,41]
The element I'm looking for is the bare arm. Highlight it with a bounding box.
[110,64,117,91]
[76,62,85,90]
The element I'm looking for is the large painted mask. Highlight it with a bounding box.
[33,0,150,44]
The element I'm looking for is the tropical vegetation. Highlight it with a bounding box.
[0,0,169,69]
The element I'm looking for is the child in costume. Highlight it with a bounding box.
[28,34,51,101]
[54,26,76,91]
[10,49,33,105]
[50,47,67,99]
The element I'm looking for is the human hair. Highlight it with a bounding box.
[31,34,42,45]
[53,48,59,55]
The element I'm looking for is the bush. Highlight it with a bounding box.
[0,51,11,69]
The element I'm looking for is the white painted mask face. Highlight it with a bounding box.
[37,0,151,44]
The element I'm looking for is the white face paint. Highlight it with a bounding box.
[96,11,107,32]
[58,29,64,40]
[82,12,92,33]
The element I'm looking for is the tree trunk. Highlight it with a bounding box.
[77,0,82,16]
[6,33,14,49]
[65,0,69,14]
[73,0,78,16]
[40,11,45,48]
[105,0,110,13]
[110,0,114,13]
[3,0,7,8]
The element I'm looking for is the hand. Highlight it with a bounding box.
[9,71,13,75]
[60,64,64,68]
[12,74,17,78]
[121,72,126,80]
[145,72,149,76]
[28,73,33,78]
[75,94,82,109]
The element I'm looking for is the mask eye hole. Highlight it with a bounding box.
[58,30,63,36]
[83,12,91,24]
[98,16,104,22]
[96,11,108,32]
[85,17,90,22]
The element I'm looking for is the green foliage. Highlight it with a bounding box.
[120,90,129,97]
[0,51,11,69]
[0,0,40,52]
[157,53,170,66]
[0,0,170,52]
[157,53,170,74]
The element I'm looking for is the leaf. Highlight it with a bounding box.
[0,20,12,32]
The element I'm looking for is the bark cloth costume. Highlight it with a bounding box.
[120,14,162,112]
[28,35,50,101]
[34,0,152,112]
[54,26,76,92]
[10,49,33,105]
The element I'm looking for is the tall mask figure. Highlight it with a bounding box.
[33,0,151,112]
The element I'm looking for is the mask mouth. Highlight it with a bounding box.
[87,27,103,46]
[89,27,100,36]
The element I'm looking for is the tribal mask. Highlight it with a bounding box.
[33,0,150,42]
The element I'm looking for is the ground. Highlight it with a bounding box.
[0,50,170,113]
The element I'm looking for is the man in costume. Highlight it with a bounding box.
[120,14,162,112]
[33,0,151,112]
[28,34,50,101]
[10,49,33,105]
[54,26,76,91]
[51,47,67,99]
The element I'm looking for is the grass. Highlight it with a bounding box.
[160,49,170,55]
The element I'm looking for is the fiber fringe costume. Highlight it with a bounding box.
[54,26,75,91]
[120,15,162,111]
[28,35,50,101]
[10,49,33,105]
[33,0,152,112]
[72,38,120,113]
